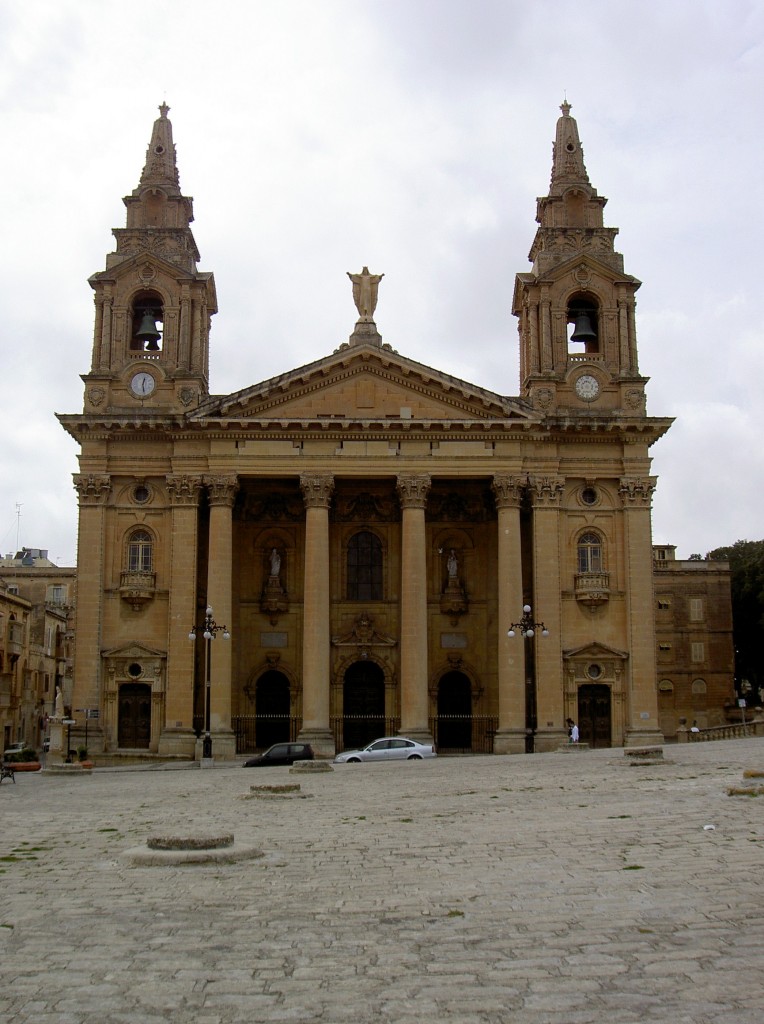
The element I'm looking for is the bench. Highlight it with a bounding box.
[0,764,16,784]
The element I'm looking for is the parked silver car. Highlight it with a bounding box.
[333,736,437,764]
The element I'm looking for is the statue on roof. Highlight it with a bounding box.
[348,266,384,320]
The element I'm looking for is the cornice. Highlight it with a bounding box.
[56,411,673,449]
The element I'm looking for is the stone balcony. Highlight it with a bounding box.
[574,571,610,606]
[119,571,157,610]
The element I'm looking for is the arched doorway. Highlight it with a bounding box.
[437,671,472,750]
[255,671,291,749]
[343,661,385,750]
[118,683,151,748]
[578,684,612,748]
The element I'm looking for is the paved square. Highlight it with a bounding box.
[1,740,763,1023]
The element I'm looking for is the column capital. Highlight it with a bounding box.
[492,475,527,509]
[396,474,431,509]
[619,476,656,507]
[73,473,111,505]
[204,475,239,507]
[529,475,565,508]
[166,474,203,506]
[300,474,335,509]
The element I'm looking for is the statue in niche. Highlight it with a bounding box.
[54,686,64,718]
[269,547,281,578]
[347,266,384,319]
[262,547,288,624]
[440,547,468,624]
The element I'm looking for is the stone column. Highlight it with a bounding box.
[299,474,335,756]
[492,476,527,754]
[203,474,238,760]
[71,474,111,751]
[619,476,664,746]
[396,474,432,743]
[159,474,203,758]
[529,475,565,752]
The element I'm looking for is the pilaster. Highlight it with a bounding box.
[159,474,203,757]
[396,474,433,743]
[72,474,111,727]
[492,475,527,754]
[203,474,238,759]
[619,476,663,746]
[298,474,335,756]
[529,474,566,751]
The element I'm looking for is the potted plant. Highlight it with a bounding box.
[76,745,94,769]
[2,747,42,772]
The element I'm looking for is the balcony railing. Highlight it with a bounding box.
[119,571,157,609]
[574,571,610,606]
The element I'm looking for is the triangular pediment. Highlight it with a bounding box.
[563,641,628,661]
[89,250,199,287]
[191,343,536,425]
[102,641,166,660]
[514,252,640,305]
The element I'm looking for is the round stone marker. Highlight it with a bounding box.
[123,831,263,867]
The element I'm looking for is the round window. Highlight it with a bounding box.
[581,487,598,506]
[587,663,602,680]
[133,485,150,504]
[127,663,143,678]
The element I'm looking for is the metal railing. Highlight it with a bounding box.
[430,715,498,754]
[230,714,500,754]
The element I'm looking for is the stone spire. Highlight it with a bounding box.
[550,100,590,194]
[138,102,180,192]
[116,103,199,268]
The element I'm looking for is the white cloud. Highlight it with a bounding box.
[1,0,763,564]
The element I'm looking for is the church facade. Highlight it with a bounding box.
[58,103,672,760]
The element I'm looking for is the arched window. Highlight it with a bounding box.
[347,531,383,600]
[577,532,603,574]
[127,530,153,573]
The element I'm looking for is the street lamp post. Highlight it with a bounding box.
[507,605,549,753]
[188,606,230,762]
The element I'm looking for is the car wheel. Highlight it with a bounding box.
[347,756,361,763]
[407,754,423,760]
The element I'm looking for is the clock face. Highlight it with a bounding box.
[130,371,156,397]
[575,374,600,401]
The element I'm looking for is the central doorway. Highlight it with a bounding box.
[255,670,291,749]
[437,671,472,750]
[118,683,151,749]
[578,684,612,748]
[343,661,385,750]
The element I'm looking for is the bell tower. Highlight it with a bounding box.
[513,102,647,416]
[83,103,217,413]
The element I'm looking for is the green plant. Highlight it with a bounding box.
[77,745,89,762]
[7,748,38,763]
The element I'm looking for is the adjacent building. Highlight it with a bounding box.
[0,548,75,751]
[653,546,736,737]
[58,102,675,760]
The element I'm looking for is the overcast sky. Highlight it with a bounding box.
[1,0,762,565]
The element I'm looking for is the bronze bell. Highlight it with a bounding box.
[570,312,597,343]
[135,310,161,350]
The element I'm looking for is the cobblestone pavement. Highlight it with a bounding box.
[1,740,763,1024]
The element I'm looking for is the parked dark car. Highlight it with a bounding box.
[242,742,314,767]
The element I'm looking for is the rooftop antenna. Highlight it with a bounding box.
[15,503,22,554]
